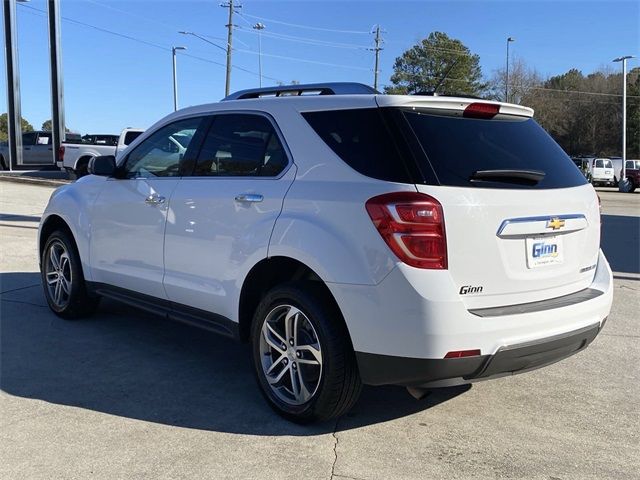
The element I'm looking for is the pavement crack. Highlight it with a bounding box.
[0,283,40,295]
[330,417,340,480]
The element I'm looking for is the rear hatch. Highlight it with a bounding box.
[377,96,601,309]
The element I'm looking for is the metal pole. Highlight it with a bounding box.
[373,25,381,91]
[222,0,235,97]
[622,57,627,180]
[47,0,65,166]
[505,40,509,102]
[253,23,265,88]
[3,0,23,170]
[172,47,178,111]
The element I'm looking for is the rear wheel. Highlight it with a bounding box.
[629,179,637,193]
[75,157,92,178]
[251,283,362,423]
[41,229,99,319]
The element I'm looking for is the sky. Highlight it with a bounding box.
[2,0,638,134]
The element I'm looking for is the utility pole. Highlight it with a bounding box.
[613,55,636,190]
[172,46,186,111]
[48,0,65,164]
[371,25,383,91]
[221,0,239,96]
[3,0,23,170]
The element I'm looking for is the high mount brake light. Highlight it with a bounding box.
[463,102,500,119]
[365,192,447,269]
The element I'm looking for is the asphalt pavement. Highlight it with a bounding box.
[1,181,638,480]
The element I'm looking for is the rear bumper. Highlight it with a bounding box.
[356,322,602,387]
[328,249,613,386]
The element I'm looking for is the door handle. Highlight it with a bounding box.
[235,193,263,203]
[145,193,166,205]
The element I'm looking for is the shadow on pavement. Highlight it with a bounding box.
[0,272,469,436]
[601,214,640,274]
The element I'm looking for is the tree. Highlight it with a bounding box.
[384,32,486,96]
[41,119,70,132]
[0,113,34,142]
[488,56,542,104]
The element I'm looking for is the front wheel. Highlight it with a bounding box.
[41,229,99,319]
[251,283,362,423]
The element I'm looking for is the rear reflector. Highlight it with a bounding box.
[365,192,447,269]
[444,349,481,359]
[57,145,65,162]
[463,102,500,119]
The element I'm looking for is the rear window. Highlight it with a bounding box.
[403,110,587,189]
[302,108,412,183]
[123,131,143,146]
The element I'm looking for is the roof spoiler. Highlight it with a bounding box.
[222,82,379,101]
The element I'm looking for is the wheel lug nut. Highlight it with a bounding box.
[296,351,301,358]
[281,344,287,350]
[283,358,288,365]
[292,363,297,369]
[289,339,294,346]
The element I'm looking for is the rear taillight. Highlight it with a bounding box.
[57,145,65,162]
[463,102,499,119]
[365,192,447,269]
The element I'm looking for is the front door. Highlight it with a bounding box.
[90,116,205,299]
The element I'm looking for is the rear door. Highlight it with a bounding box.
[163,112,294,321]
[397,107,600,309]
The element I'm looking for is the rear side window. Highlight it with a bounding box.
[595,160,604,168]
[603,160,612,168]
[194,114,288,177]
[403,111,587,189]
[302,108,412,183]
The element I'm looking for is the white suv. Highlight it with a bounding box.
[38,83,613,423]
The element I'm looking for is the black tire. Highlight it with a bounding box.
[0,155,7,170]
[41,229,99,319]
[251,282,362,423]
[75,157,91,178]
[629,180,637,193]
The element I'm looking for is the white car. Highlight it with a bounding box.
[38,83,613,423]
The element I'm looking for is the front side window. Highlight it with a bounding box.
[193,114,288,177]
[121,117,202,178]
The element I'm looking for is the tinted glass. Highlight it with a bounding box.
[123,131,143,146]
[122,117,202,178]
[22,132,37,145]
[595,160,604,168]
[403,111,587,189]
[194,114,288,177]
[603,160,612,168]
[302,109,411,183]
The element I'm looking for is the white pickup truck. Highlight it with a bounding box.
[59,127,144,177]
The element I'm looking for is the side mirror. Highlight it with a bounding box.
[88,155,116,176]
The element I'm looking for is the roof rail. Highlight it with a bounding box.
[222,82,379,101]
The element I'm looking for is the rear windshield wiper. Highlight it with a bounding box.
[470,169,546,184]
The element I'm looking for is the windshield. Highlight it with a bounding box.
[403,110,587,189]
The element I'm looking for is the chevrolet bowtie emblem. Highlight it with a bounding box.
[547,217,565,230]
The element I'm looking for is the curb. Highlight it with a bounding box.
[0,174,71,188]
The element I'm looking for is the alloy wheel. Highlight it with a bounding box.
[259,304,323,406]
[44,240,73,309]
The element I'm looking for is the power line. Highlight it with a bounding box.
[238,12,370,34]
[234,24,370,50]
[234,48,371,71]
[17,3,276,83]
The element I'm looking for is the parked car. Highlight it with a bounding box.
[38,83,613,423]
[59,127,144,178]
[622,159,640,192]
[0,130,57,168]
[571,157,590,178]
[588,157,615,186]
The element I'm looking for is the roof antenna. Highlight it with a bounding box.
[431,59,459,95]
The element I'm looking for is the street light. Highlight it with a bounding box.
[613,55,636,190]
[252,22,266,87]
[178,31,227,52]
[172,46,186,111]
[505,37,515,103]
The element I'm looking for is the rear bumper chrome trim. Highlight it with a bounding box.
[468,287,604,317]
